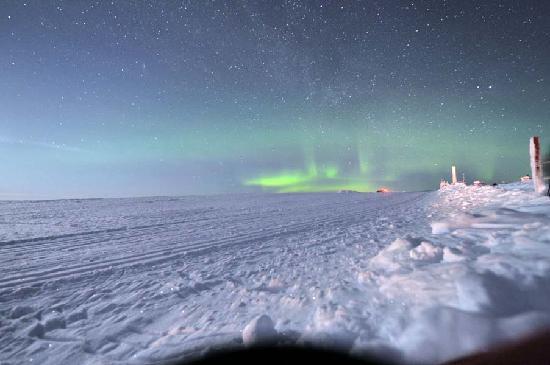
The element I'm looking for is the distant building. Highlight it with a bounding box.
[521,174,532,183]
[440,166,467,189]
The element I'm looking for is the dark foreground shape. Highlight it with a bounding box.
[445,331,550,365]
[168,345,393,365]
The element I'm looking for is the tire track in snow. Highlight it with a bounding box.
[0,193,428,289]
[0,194,376,275]
[0,194,360,254]
[2,192,428,288]
[0,195,368,275]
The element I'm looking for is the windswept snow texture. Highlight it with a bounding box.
[1,186,550,364]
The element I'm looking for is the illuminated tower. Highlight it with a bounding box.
[451,165,458,184]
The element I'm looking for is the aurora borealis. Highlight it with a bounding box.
[1,1,549,198]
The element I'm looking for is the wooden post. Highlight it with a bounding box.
[451,165,458,184]
[530,136,545,194]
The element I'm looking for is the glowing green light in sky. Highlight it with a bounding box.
[244,150,367,192]
[244,166,347,191]
[324,166,338,178]
[245,172,312,188]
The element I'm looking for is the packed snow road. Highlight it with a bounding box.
[2,186,550,365]
[0,192,431,364]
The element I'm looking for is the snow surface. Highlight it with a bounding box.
[1,185,549,364]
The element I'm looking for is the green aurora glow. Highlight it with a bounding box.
[1,1,549,198]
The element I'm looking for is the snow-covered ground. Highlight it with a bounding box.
[1,184,549,364]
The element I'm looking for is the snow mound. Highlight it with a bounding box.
[242,314,278,346]
[409,241,443,262]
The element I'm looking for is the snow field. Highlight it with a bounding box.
[0,192,429,364]
[1,184,549,364]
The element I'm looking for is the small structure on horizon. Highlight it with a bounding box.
[440,165,466,189]
[451,165,458,184]
[521,174,532,183]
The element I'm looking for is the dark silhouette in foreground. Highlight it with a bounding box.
[168,345,391,365]
[446,330,550,365]
[166,331,550,365]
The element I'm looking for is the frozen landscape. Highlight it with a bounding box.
[1,183,550,364]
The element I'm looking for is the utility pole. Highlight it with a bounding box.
[530,136,545,194]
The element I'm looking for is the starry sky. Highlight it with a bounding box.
[1,1,549,199]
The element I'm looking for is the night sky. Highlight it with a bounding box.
[1,1,549,199]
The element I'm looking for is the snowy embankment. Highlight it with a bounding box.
[0,185,549,364]
[361,183,550,363]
